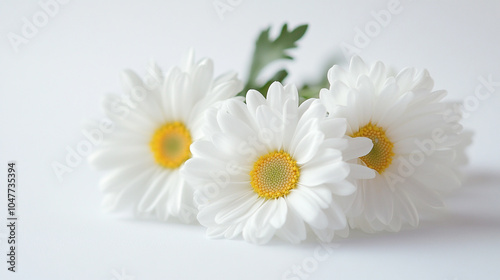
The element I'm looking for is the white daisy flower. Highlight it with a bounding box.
[183,82,374,244]
[87,50,243,222]
[320,56,464,233]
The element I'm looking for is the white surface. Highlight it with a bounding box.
[1,0,499,279]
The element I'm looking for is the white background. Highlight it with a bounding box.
[1,0,500,279]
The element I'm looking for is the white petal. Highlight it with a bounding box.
[269,197,288,228]
[372,183,395,224]
[292,131,324,164]
[377,91,414,128]
[348,163,376,179]
[213,191,259,224]
[394,190,419,227]
[191,58,214,101]
[287,189,326,228]
[88,146,150,170]
[330,180,356,196]
[403,178,444,208]
[137,170,171,212]
[246,90,266,115]
[255,105,283,151]
[267,82,286,112]
[349,56,368,75]
[321,117,347,139]
[217,110,255,141]
[300,161,349,186]
[99,163,154,193]
[275,206,307,243]
[342,137,373,161]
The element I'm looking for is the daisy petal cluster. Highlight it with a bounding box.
[183,82,374,244]
[88,50,243,222]
[87,25,469,245]
[320,56,464,232]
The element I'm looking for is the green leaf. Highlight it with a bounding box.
[239,23,308,97]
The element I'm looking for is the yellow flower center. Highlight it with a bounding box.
[351,122,394,174]
[150,121,192,169]
[250,151,300,199]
